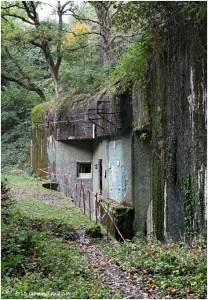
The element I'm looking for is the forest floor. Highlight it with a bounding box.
[1,175,207,299]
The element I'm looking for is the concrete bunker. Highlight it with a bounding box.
[31,48,207,242]
[31,90,140,241]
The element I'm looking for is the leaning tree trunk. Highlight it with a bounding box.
[42,43,60,99]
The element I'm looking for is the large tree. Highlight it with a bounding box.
[1,1,88,99]
[1,1,134,101]
[71,1,134,66]
[89,1,114,66]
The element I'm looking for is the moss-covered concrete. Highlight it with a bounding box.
[31,102,50,178]
[31,102,50,125]
[100,198,134,240]
[143,18,207,241]
[132,132,152,236]
[132,82,150,131]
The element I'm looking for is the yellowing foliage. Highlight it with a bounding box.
[64,23,90,47]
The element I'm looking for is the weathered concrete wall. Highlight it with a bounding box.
[31,102,50,178]
[145,22,207,241]
[50,89,132,141]
[47,139,93,196]
[132,132,152,236]
[132,82,152,236]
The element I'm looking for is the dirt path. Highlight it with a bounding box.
[75,227,161,299]
[11,179,161,299]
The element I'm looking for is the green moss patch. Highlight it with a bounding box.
[100,198,134,240]
[31,102,50,125]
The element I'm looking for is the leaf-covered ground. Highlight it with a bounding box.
[1,175,207,299]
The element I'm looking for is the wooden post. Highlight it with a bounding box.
[88,190,91,221]
[79,188,82,208]
[50,174,52,190]
[83,188,86,215]
[75,184,77,207]
[107,204,109,239]
[98,201,100,224]
[95,193,98,224]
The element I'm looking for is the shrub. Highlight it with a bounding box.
[1,178,14,212]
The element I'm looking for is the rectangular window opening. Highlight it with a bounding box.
[77,162,92,179]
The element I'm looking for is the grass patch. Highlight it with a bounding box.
[1,175,122,299]
[4,174,37,186]
[4,174,94,227]
[13,198,94,228]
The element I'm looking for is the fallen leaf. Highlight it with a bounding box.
[149,283,157,288]
[167,287,177,294]
[185,288,193,294]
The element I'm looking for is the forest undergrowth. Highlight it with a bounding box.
[1,175,207,299]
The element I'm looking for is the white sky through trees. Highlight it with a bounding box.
[37,0,84,21]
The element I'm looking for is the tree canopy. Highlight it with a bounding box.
[2,1,134,101]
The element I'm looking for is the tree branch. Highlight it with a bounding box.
[22,1,39,25]
[5,47,31,81]
[2,72,46,102]
[31,1,39,22]
[1,4,23,10]
[110,10,118,21]
[2,72,29,89]
[29,40,42,48]
[69,45,88,52]
[64,30,102,37]
[1,13,35,25]
[61,1,72,13]
[65,11,103,26]
[109,33,134,46]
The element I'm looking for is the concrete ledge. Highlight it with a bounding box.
[100,198,134,241]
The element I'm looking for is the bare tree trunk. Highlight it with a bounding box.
[41,43,60,98]
[92,2,113,66]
